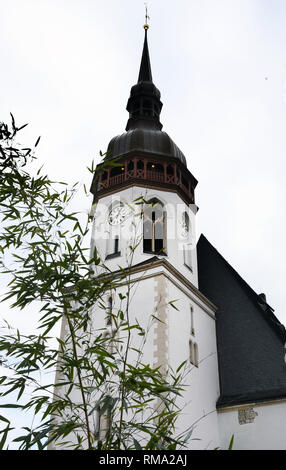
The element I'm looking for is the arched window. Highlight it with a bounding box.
[137,160,144,170]
[143,199,166,255]
[127,160,134,171]
[167,164,174,176]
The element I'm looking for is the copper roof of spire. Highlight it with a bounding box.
[138,29,153,83]
[95,22,188,169]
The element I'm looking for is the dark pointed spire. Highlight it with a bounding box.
[125,24,163,131]
[138,29,153,82]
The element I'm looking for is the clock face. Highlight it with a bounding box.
[108,206,127,225]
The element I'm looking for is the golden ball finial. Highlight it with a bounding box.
[144,24,149,30]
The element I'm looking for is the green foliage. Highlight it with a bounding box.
[0,117,190,450]
[228,434,234,450]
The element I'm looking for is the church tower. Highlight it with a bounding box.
[51,19,286,451]
[90,24,198,284]
[89,24,221,449]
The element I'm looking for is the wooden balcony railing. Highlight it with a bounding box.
[94,161,195,204]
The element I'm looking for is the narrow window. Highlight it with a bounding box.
[189,340,198,367]
[189,339,194,364]
[143,199,166,255]
[194,343,199,367]
[107,296,112,326]
[190,306,195,336]
[189,313,198,368]
[114,236,119,254]
[106,234,121,259]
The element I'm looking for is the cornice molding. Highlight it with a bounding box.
[217,396,286,412]
[113,257,217,319]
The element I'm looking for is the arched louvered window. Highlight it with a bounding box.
[143,199,166,255]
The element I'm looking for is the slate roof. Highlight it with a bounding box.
[197,234,286,408]
[106,129,187,166]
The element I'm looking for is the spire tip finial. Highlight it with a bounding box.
[144,2,150,30]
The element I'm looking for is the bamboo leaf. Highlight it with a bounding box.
[228,434,234,450]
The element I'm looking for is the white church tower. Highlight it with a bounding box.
[52,18,286,452]
[88,23,221,449]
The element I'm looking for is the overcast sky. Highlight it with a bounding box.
[1,0,286,448]
[1,0,286,344]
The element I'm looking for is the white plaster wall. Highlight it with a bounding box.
[90,186,198,288]
[104,267,221,450]
[52,261,222,449]
[53,183,224,449]
[90,274,157,367]
[49,276,158,449]
[167,279,221,450]
[218,401,286,450]
[89,183,222,449]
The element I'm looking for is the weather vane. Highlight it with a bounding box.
[144,2,150,30]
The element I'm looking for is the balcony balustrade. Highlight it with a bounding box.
[92,157,195,204]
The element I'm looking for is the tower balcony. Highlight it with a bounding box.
[90,154,197,205]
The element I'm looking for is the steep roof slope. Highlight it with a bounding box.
[197,234,286,408]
